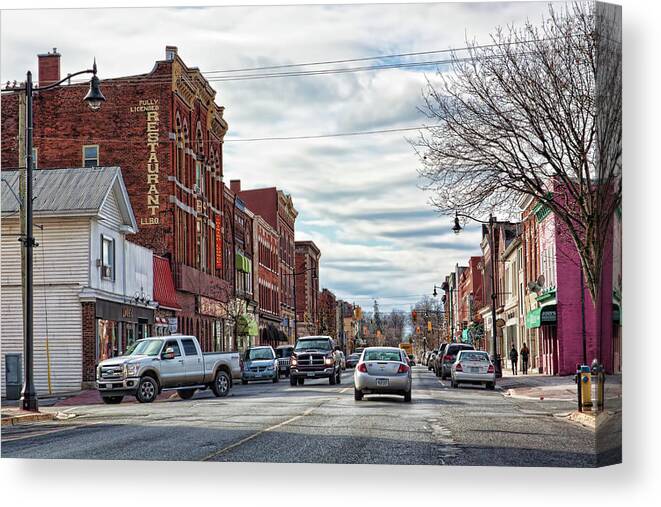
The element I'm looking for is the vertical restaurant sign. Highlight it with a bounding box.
[131,99,160,225]
[215,214,223,270]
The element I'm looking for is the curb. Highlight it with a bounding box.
[1,411,58,426]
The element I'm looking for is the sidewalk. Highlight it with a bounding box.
[2,389,177,411]
[1,407,62,426]
[498,370,622,403]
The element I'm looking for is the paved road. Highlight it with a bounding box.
[1,367,606,466]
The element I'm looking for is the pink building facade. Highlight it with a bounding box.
[527,197,616,375]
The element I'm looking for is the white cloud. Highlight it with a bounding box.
[1,1,554,311]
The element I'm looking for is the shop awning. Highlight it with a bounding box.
[153,256,181,310]
[525,305,557,329]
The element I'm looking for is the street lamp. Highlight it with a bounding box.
[452,211,502,378]
[3,60,105,412]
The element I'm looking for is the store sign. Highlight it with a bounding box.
[197,296,225,318]
[131,99,161,225]
[168,317,178,333]
[215,215,223,270]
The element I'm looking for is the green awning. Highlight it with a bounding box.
[235,252,252,273]
[526,305,557,329]
[526,308,542,329]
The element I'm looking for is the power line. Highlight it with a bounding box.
[6,35,564,88]
[28,124,434,144]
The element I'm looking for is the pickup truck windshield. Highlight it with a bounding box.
[295,339,331,352]
[246,348,275,361]
[125,339,163,357]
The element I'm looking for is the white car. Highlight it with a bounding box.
[354,347,412,402]
[450,350,496,390]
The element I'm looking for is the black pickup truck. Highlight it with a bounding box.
[289,336,343,386]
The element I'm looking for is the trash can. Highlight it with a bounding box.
[5,353,23,400]
[591,361,605,412]
[578,364,592,412]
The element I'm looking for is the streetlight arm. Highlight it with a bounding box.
[34,68,96,92]
[454,211,494,225]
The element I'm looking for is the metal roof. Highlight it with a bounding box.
[2,166,121,216]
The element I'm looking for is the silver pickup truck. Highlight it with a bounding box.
[96,335,241,404]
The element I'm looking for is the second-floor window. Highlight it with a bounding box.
[101,235,115,280]
[83,145,99,167]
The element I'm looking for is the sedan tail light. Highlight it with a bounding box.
[443,354,453,362]
[455,363,463,372]
[398,363,410,374]
[487,364,495,373]
[357,363,368,373]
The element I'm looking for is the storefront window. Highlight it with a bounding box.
[98,319,119,361]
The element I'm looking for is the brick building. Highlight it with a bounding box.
[457,256,484,347]
[254,214,282,346]
[230,180,298,343]
[1,46,232,352]
[294,240,320,337]
[318,288,338,340]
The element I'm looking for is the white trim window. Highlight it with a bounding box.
[101,235,115,281]
[83,144,99,167]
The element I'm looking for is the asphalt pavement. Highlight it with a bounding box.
[1,367,610,466]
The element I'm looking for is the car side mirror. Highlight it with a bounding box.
[162,347,175,360]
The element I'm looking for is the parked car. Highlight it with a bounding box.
[346,353,361,369]
[433,343,449,377]
[408,354,416,366]
[275,345,294,377]
[450,350,495,390]
[427,349,439,371]
[439,343,475,379]
[289,336,343,386]
[354,347,412,402]
[96,335,241,404]
[423,351,432,366]
[242,346,279,384]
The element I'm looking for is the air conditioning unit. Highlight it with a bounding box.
[101,266,112,279]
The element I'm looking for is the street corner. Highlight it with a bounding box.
[1,407,60,426]
[561,409,620,431]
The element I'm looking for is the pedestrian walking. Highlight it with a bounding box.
[509,345,518,375]
[520,343,530,375]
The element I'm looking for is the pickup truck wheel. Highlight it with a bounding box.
[101,395,123,404]
[212,370,231,397]
[290,376,297,386]
[136,376,158,403]
[177,388,196,400]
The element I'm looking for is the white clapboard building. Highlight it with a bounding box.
[1,167,155,396]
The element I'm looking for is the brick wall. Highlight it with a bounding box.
[81,301,96,384]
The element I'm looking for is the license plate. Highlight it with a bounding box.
[469,367,479,373]
[99,383,107,389]
[307,372,315,377]
[376,378,389,387]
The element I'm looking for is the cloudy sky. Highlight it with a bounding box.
[1,1,554,312]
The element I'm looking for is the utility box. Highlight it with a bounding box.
[5,353,23,400]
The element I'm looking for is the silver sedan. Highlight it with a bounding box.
[450,350,496,390]
[354,347,412,402]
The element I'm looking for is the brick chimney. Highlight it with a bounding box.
[230,180,241,193]
[165,46,178,61]
[38,48,61,87]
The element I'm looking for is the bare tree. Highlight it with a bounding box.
[413,2,621,307]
